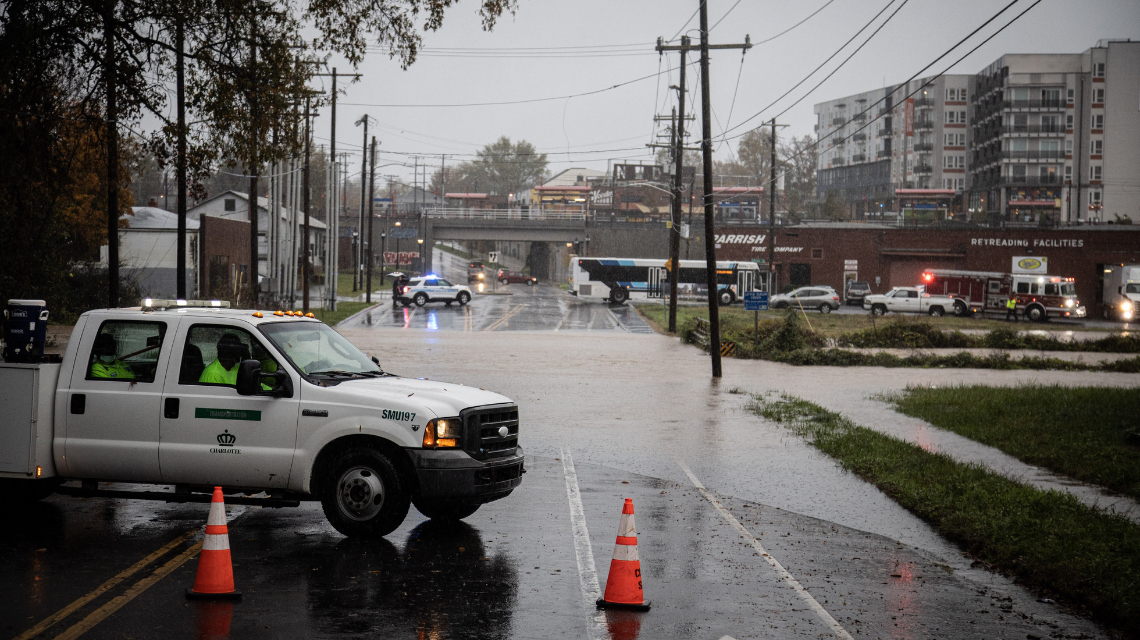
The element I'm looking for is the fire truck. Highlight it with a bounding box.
[920,269,1086,322]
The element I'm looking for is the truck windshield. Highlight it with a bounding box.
[1060,283,1076,296]
[259,322,382,377]
[1126,284,1140,294]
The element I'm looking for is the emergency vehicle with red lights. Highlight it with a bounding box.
[919,269,1085,322]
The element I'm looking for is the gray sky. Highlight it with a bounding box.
[310,0,1139,189]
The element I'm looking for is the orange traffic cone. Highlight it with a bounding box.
[186,487,241,600]
[596,498,650,611]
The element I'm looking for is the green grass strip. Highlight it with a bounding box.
[888,385,1140,500]
[750,393,1140,635]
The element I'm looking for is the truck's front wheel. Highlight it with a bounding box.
[320,448,410,538]
[413,498,480,522]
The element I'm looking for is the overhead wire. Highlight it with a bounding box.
[339,59,698,108]
[749,0,842,47]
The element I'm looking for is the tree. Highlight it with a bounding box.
[736,128,774,186]
[465,136,547,197]
[821,191,846,221]
[780,135,818,220]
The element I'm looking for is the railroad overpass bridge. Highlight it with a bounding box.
[423,209,587,273]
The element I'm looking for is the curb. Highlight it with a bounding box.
[336,302,383,328]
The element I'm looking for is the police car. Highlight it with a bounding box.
[398,275,473,307]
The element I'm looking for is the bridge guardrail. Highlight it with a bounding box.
[425,207,586,222]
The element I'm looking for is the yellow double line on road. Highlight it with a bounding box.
[482,304,525,331]
[13,529,202,640]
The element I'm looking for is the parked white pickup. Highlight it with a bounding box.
[862,287,961,317]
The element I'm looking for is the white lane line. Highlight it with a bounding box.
[678,460,855,640]
[561,447,607,640]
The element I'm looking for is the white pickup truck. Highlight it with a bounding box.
[862,287,961,317]
[0,303,524,538]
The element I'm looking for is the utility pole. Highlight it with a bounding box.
[366,137,377,302]
[302,97,311,313]
[247,13,260,308]
[104,0,119,307]
[768,119,778,292]
[310,70,360,305]
[175,14,187,299]
[683,7,750,378]
[355,115,368,291]
[656,35,694,334]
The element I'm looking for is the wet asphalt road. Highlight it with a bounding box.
[6,269,1130,639]
[2,458,1092,640]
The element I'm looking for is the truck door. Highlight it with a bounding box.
[159,322,299,488]
[63,318,172,482]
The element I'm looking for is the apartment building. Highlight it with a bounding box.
[969,40,1140,224]
[814,74,970,219]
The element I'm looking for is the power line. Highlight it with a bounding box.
[722,0,901,139]
[750,0,842,46]
[339,60,698,109]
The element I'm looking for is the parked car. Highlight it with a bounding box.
[467,261,485,284]
[862,286,958,317]
[845,280,871,305]
[769,287,841,313]
[497,269,537,286]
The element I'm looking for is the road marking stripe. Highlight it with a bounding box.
[560,447,607,640]
[483,304,525,331]
[52,540,204,640]
[678,460,855,640]
[13,529,197,640]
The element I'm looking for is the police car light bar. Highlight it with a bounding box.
[141,299,230,309]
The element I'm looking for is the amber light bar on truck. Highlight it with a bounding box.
[422,418,462,448]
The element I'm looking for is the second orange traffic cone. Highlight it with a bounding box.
[596,498,651,611]
[186,486,241,600]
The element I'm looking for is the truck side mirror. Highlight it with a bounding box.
[236,359,261,396]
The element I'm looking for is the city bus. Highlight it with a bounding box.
[569,257,765,305]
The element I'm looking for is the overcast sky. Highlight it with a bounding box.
[309,0,1139,189]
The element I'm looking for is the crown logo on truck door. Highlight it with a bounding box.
[216,430,236,446]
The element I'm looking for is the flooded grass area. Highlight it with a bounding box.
[887,385,1140,500]
[638,306,1140,371]
[312,301,375,326]
[635,303,1122,339]
[749,393,1140,636]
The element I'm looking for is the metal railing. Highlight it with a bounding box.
[1002,124,1065,135]
[913,142,934,152]
[1003,175,1061,186]
[424,207,587,221]
[1004,99,1064,109]
[913,118,935,130]
[1003,149,1064,161]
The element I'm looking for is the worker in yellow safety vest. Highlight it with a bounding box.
[89,333,135,379]
[200,333,243,384]
[1005,293,1019,322]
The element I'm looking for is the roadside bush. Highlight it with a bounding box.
[842,319,974,349]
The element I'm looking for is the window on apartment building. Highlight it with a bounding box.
[1090,139,1103,155]
[1067,88,1074,103]
[1092,114,1104,130]
[1041,89,1061,106]
[943,133,966,146]
[1041,140,1060,158]
[1011,87,1030,103]
[944,88,967,101]
[1091,190,1102,203]
[1065,165,1072,179]
[943,155,965,169]
[1065,139,1074,154]
[224,198,236,212]
[1066,114,1074,129]
[1092,62,1105,78]
[1090,165,1102,181]
[1040,166,1058,183]
[1041,114,1061,132]
[1092,88,1104,103]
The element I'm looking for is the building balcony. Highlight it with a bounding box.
[913,164,933,174]
[877,127,892,138]
[877,149,892,159]
[830,158,846,167]
[851,154,867,163]
[831,117,846,126]
[1002,124,1065,135]
[914,96,935,108]
[913,118,935,130]
[912,141,934,152]
[1003,99,1064,110]
[852,133,867,142]
[1003,149,1064,161]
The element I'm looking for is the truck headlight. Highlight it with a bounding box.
[1065,299,1074,308]
[1122,300,1133,312]
[423,418,462,448]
